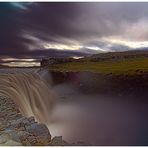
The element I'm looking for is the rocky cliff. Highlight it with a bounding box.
[0,96,69,146]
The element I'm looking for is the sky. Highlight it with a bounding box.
[1,2,148,60]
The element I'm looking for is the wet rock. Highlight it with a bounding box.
[0,96,51,146]
[3,139,22,146]
[0,120,9,131]
[26,123,51,145]
[0,133,10,144]
[14,113,23,120]
[50,136,68,146]
[0,130,22,144]
[10,117,31,130]
[19,131,37,146]
[0,96,88,146]
[28,116,35,123]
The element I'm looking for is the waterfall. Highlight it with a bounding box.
[0,69,56,123]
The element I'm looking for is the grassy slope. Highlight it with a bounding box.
[49,57,148,75]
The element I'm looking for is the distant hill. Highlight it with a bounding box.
[84,50,148,62]
[48,50,148,75]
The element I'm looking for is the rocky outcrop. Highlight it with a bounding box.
[50,136,68,146]
[50,71,148,99]
[0,96,89,146]
[0,96,51,146]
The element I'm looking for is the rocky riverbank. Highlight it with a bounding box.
[0,96,90,146]
[0,96,70,146]
[50,71,148,99]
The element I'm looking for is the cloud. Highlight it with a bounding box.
[1,2,148,58]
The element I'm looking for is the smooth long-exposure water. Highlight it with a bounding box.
[0,68,148,145]
[0,68,55,123]
[49,82,148,145]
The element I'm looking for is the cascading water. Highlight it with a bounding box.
[0,69,56,124]
[2,69,148,145]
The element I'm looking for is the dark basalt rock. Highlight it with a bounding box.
[0,96,51,146]
[50,136,68,146]
[0,96,88,146]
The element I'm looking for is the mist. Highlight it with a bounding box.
[40,70,148,145]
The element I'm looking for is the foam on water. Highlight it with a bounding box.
[0,68,55,123]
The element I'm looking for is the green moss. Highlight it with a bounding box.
[49,57,148,75]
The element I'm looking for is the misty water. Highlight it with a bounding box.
[48,81,148,145]
[0,68,148,145]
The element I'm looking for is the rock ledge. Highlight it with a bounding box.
[0,96,51,146]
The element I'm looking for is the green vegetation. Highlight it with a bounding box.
[49,57,148,75]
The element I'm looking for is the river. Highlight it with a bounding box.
[0,68,148,145]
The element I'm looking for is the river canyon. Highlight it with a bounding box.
[0,68,148,145]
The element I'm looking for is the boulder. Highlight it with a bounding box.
[50,136,68,146]
[25,123,51,145]
[3,140,22,146]
[19,131,37,146]
[0,96,52,146]
[0,133,10,144]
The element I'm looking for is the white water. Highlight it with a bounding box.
[0,68,56,123]
[1,68,148,145]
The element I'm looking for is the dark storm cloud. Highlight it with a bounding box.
[21,3,86,42]
[0,3,22,54]
[0,2,87,57]
[0,3,36,56]
[1,2,148,58]
[24,2,148,40]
